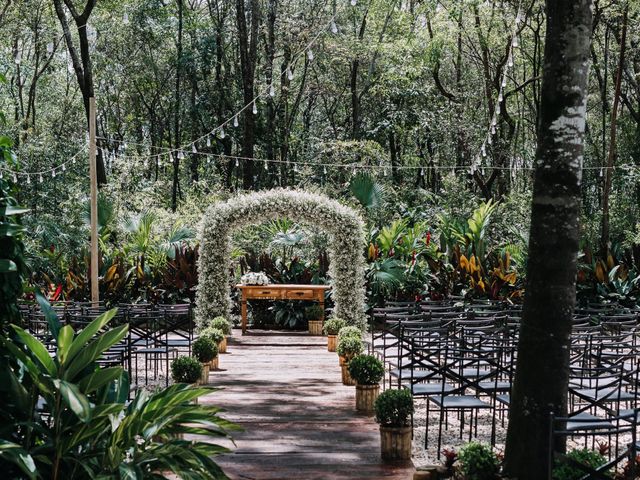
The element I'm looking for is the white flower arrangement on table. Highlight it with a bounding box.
[240,271,270,286]
[195,188,367,330]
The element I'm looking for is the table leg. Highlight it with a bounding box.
[241,299,248,335]
[319,294,325,322]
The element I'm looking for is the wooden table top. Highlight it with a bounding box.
[235,284,331,290]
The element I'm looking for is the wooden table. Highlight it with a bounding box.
[235,284,331,334]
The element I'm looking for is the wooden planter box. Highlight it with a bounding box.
[308,320,323,336]
[339,355,346,366]
[209,356,219,370]
[380,425,412,461]
[218,337,227,353]
[355,384,380,414]
[199,363,210,385]
[341,363,356,386]
[327,335,337,352]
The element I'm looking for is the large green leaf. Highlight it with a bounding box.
[0,205,30,216]
[55,379,92,422]
[11,326,56,376]
[0,259,17,272]
[35,291,61,339]
[57,325,74,363]
[65,308,118,364]
[64,324,128,380]
[0,440,37,480]
[77,367,124,394]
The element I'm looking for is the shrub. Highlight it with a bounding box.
[171,356,203,384]
[374,388,413,427]
[338,325,362,340]
[305,305,324,320]
[552,448,609,480]
[348,354,384,385]
[457,442,500,480]
[201,326,225,344]
[337,335,364,361]
[209,316,232,335]
[324,316,347,335]
[193,337,219,363]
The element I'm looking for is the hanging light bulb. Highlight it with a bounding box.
[512,36,519,48]
[178,150,185,160]
[39,174,43,183]
[352,165,357,176]
[420,168,425,177]
[14,50,22,65]
[62,163,66,171]
[123,11,129,24]
[252,101,258,115]
[496,103,501,114]
[383,168,387,177]
[206,136,211,147]
[293,163,298,173]
[330,20,338,34]
[498,92,504,103]
[219,126,225,139]
[502,76,507,88]
[144,159,149,168]
[52,169,56,178]
[491,117,497,127]
[323,165,327,175]
[287,67,294,81]
[235,158,239,167]
[233,116,239,127]
[269,84,275,97]
[26,175,31,185]
[491,125,496,135]
[487,134,493,145]
[307,49,314,61]
[351,0,357,5]
[264,160,268,170]
[47,42,54,54]
[192,144,197,154]
[481,145,487,157]
[0,171,3,179]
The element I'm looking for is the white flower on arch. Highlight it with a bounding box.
[195,189,367,329]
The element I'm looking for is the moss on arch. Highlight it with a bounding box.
[195,189,367,329]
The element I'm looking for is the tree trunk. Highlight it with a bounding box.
[503,1,593,478]
[172,0,183,212]
[600,4,628,255]
[236,0,261,190]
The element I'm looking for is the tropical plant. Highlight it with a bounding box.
[0,308,236,479]
[457,442,500,480]
[323,316,347,335]
[193,336,218,363]
[336,336,364,361]
[350,172,385,211]
[171,356,203,384]
[348,355,384,385]
[374,389,413,427]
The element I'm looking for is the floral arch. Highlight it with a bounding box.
[195,189,367,329]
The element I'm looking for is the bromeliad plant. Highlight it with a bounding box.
[0,305,237,479]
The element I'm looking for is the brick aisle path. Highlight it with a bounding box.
[202,330,415,480]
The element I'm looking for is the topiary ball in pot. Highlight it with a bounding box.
[337,325,363,341]
[201,326,225,344]
[209,316,232,335]
[323,316,347,336]
[457,442,500,480]
[171,356,203,384]
[349,355,384,385]
[337,336,364,362]
[193,336,219,363]
[375,388,414,461]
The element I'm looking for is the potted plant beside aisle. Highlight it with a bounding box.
[337,326,363,365]
[171,356,202,386]
[305,305,324,336]
[323,316,346,352]
[192,337,218,384]
[337,336,364,386]
[208,316,232,353]
[348,354,384,415]
[374,389,414,461]
[201,326,226,361]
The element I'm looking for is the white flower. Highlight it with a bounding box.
[241,271,270,285]
[195,189,366,330]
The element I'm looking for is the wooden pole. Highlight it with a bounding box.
[89,97,99,305]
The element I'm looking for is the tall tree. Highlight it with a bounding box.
[236,0,261,189]
[503,0,593,478]
[52,0,106,184]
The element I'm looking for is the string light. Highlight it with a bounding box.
[47,42,54,54]
[269,84,276,97]
[307,49,314,61]
[252,102,258,115]
[351,0,357,5]
[287,67,294,81]
[206,136,211,147]
[330,20,338,34]
[219,126,225,139]
[233,116,239,128]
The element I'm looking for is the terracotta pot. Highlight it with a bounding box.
[218,337,227,353]
[341,363,356,386]
[355,384,380,414]
[380,425,412,461]
[199,363,210,385]
[209,356,219,370]
[308,320,323,336]
[339,355,346,366]
[327,335,337,352]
